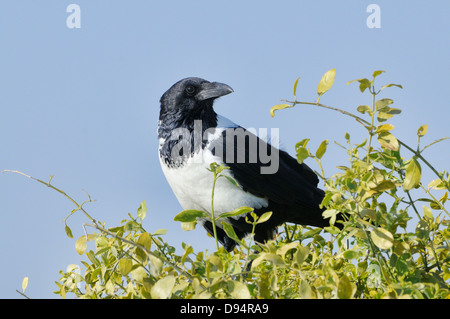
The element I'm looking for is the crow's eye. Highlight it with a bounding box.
[185,85,196,96]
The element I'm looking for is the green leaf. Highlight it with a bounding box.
[417,124,428,137]
[65,224,73,239]
[294,246,309,266]
[423,205,433,220]
[376,124,395,133]
[221,221,241,244]
[22,277,29,293]
[299,280,312,299]
[377,108,402,122]
[251,253,285,269]
[322,209,338,225]
[347,78,371,93]
[428,178,447,190]
[315,140,329,159]
[207,255,223,272]
[375,98,394,111]
[124,220,140,232]
[256,211,272,224]
[293,77,300,98]
[270,103,293,117]
[118,258,133,276]
[137,232,152,251]
[370,227,394,250]
[219,206,253,219]
[370,180,398,192]
[276,242,298,258]
[372,70,385,80]
[337,275,354,299]
[75,236,87,255]
[173,209,206,222]
[181,221,197,231]
[380,83,403,91]
[357,105,371,114]
[153,229,167,236]
[151,275,175,299]
[137,200,147,220]
[296,147,310,164]
[295,138,310,149]
[377,132,399,151]
[222,175,240,188]
[403,157,421,191]
[416,220,430,240]
[343,250,359,260]
[324,225,341,234]
[181,244,193,264]
[317,68,336,97]
[228,281,251,299]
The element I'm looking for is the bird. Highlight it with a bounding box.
[158,77,340,252]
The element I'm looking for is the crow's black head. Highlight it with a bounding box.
[159,77,233,127]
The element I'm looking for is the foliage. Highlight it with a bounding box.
[8,69,450,299]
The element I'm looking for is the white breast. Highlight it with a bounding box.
[159,124,268,220]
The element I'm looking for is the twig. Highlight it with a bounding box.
[281,101,450,191]
[15,289,31,299]
[2,170,98,223]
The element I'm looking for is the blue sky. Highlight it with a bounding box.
[1,1,449,298]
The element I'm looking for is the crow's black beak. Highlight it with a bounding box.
[197,82,234,101]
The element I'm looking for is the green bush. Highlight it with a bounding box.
[10,70,450,299]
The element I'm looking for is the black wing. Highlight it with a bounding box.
[204,126,333,251]
[211,127,326,223]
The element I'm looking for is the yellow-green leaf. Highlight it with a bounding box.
[270,104,293,117]
[417,124,428,137]
[403,157,422,191]
[377,108,402,122]
[337,275,355,299]
[357,105,371,114]
[181,221,197,231]
[75,236,87,255]
[317,68,336,96]
[376,124,395,133]
[219,206,253,219]
[372,70,385,79]
[315,140,329,159]
[174,209,206,222]
[294,246,310,266]
[296,147,310,164]
[276,242,298,258]
[299,280,312,299]
[252,253,285,269]
[221,221,241,243]
[377,132,399,151]
[151,275,175,299]
[118,258,133,276]
[137,232,152,251]
[347,78,371,93]
[22,277,29,293]
[137,200,147,220]
[64,224,73,239]
[370,227,394,250]
[423,205,433,220]
[293,77,300,98]
[380,83,403,91]
[228,281,251,299]
[256,211,272,224]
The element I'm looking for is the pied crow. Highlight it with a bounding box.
[158,77,338,251]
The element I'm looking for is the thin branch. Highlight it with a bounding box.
[281,101,450,191]
[15,290,31,299]
[2,170,98,223]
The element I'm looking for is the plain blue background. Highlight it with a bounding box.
[1,1,449,298]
